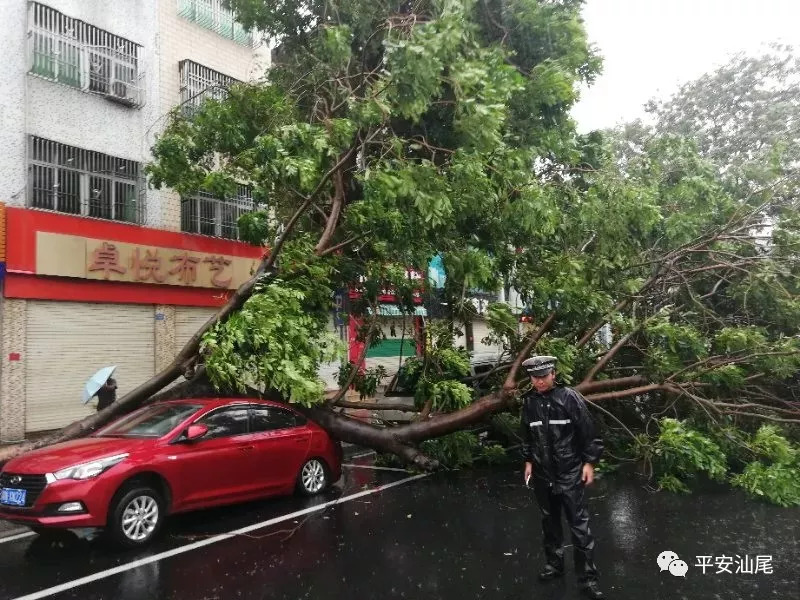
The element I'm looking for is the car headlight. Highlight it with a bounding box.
[47,453,129,482]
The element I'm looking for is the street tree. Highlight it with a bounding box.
[1,1,798,477]
[616,44,800,200]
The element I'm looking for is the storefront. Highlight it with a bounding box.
[347,275,426,378]
[344,271,505,378]
[0,207,264,439]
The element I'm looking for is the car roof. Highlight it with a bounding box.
[158,397,296,411]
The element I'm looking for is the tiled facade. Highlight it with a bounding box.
[154,305,177,372]
[0,299,27,443]
[156,1,270,231]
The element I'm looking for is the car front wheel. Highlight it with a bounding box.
[297,458,328,496]
[108,486,164,548]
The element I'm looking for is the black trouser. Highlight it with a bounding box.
[532,478,599,583]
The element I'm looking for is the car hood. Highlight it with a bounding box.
[2,437,155,475]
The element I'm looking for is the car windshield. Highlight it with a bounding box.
[95,404,203,438]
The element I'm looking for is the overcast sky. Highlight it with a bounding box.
[571,0,800,132]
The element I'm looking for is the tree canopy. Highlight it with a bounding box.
[3,1,799,502]
[615,44,800,201]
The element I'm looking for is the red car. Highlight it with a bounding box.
[0,398,342,547]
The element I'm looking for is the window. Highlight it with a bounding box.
[96,404,202,438]
[177,0,254,46]
[181,187,254,240]
[29,136,145,224]
[180,60,240,115]
[250,406,302,433]
[197,406,250,438]
[28,2,144,107]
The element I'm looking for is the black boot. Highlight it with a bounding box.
[538,564,564,581]
[580,580,604,599]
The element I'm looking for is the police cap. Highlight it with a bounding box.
[522,355,557,377]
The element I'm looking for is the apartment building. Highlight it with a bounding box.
[0,0,272,441]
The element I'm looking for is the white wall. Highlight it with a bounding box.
[23,0,156,163]
[0,0,159,206]
[0,1,32,205]
[0,0,270,223]
[26,78,146,161]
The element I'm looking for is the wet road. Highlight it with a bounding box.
[0,457,797,600]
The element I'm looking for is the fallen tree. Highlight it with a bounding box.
[2,1,799,472]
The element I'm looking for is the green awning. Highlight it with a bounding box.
[365,338,416,358]
[368,305,427,317]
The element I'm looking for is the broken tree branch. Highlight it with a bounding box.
[331,400,418,411]
[575,375,649,395]
[584,383,665,402]
[503,311,557,392]
[581,329,638,385]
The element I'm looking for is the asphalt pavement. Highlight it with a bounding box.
[0,454,797,600]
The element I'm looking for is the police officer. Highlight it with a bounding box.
[520,355,605,599]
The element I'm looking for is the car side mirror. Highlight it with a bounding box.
[184,424,209,442]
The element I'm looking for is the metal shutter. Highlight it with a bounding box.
[472,319,501,360]
[25,301,155,432]
[318,314,345,391]
[175,307,217,351]
[454,319,501,360]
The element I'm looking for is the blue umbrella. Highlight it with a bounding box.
[82,366,117,404]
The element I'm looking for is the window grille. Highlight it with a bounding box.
[179,60,240,114]
[181,187,254,240]
[28,2,145,108]
[177,0,254,46]
[28,136,146,225]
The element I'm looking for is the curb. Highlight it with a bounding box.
[342,443,375,460]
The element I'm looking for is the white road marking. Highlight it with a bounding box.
[12,473,429,600]
[0,530,36,544]
[342,463,409,472]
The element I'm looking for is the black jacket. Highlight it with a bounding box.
[520,385,604,491]
[96,377,117,411]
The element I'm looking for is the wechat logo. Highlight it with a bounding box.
[657,551,688,577]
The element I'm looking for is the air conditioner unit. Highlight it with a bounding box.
[105,78,138,107]
[103,55,140,107]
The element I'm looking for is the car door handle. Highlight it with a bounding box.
[239,445,255,452]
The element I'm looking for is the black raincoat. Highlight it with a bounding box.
[520,384,604,583]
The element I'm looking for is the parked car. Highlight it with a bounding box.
[0,398,342,547]
[385,353,510,397]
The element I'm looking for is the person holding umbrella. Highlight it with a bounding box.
[82,366,118,412]
[96,376,117,411]
[520,355,605,599]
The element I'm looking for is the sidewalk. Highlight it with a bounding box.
[0,519,29,539]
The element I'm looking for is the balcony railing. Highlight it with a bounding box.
[177,0,254,46]
[28,2,145,108]
[181,188,255,240]
[28,136,146,225]
[179,59,240,115]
